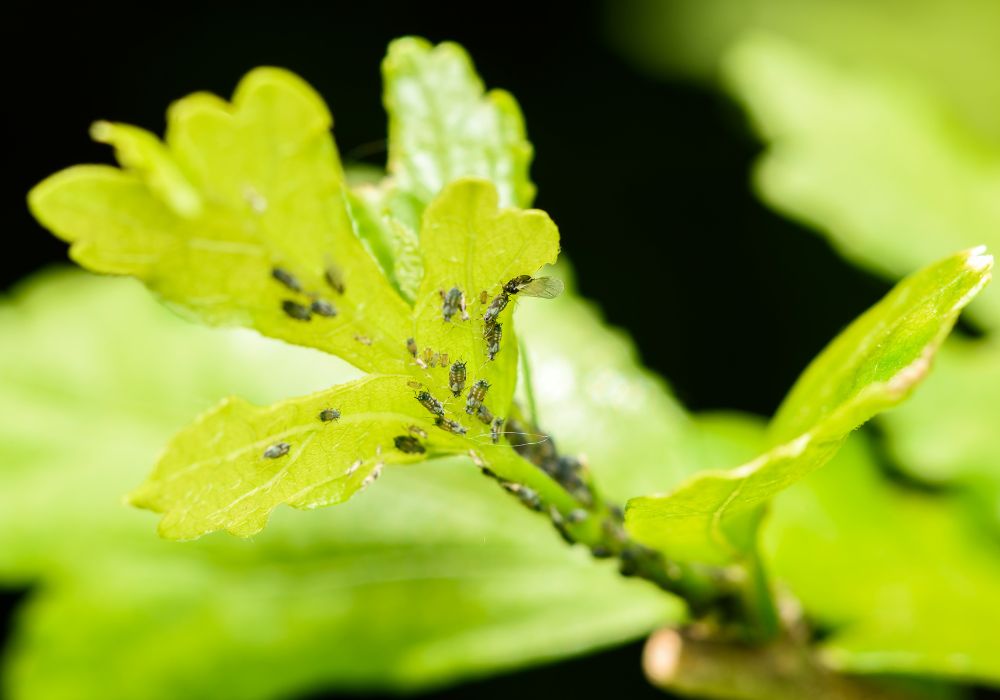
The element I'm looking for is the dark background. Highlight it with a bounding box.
[4,2,968,698]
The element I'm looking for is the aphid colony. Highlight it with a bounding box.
[272,265,343,323]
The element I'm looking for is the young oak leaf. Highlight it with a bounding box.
[411,178,560,431]
[29,68,412,374]
[128,374,470,540]
[625,247,993,565]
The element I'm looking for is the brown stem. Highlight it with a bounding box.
[643,628,919,700]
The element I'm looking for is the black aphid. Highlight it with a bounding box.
[310,299,337,317]
[415,391,445,416]
[482,292,509,327]
[476,403,493,424]
[263,442,290,459]
[465,380,490,415]
[435,416,467,435]
[272,267,302,292]
[485,322,502,360]
[394,435,425,454]
[440,286,464,322]
[282,300,312,321]
[448,361,467,397]
[319,408,341,422]
[490,416,504,444]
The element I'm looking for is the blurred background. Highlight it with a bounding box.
[4,1,999,698]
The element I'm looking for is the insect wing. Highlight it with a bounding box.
[517,277,564,299]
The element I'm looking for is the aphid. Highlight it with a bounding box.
[263,442,290,459]
[415,391,445,416]
[440,286,464,322]
[407,380,423,390]
[394,435,426,454]
[406,337,418,357]
[438,352,449,367]
[354,334,373,346]
[407,425,428,439]
[448,360,467,397]
[359,464,382,491]
[271,267,302,292]
[422,347,435,367]
[310,299,338,317]
[567,509,588,524]
[485,322,503,360]
[436,416,468,435]
[319,408,341,422]
[479,290,489,304]
[459,294,469,321]
[503,275,564,299]
[490,416,504,444]
[346,459,362,476]
[282,300,312,321]
[324,265,346,294]
[482,292,509,326]
[477,403,493,424]
[465,379,491,414]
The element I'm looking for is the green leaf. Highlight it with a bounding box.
[29,68,412,373]
[723,35,1000,328]
[414,178,560,423]
[383,37,535,216]
[624,247,992,564]
[129,374,474,540]
[880,338,1000,528]
[764,434,1000,685]
[1,270,680,699]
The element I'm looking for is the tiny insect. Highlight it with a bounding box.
[415,391,445,416]
[319,408,341,422]
[477,403,493,424]
[440,286,464,322]
[448,360,467,397]
[346,459,362,476]
[490,416,504,444]
[263,442,290,459]
[359,464,382,491]
[324,265,346,294]
[479,290,489,304]
[271,267,302,293]
[354,334,373,346]
[482,292,509,326]
[406,424,428,439]
[407,380,423,390]
[436,416,468,435]
[465,379,491,415]
[406,337,418,357]
[310,299,338,317]
[394,435,426,454]
[282,300,312,321]
[503,275,564,299]
[485,322,503,360]
[422,347,435,367]
[438,352,449,367]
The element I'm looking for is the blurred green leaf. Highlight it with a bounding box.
[880,338,1000,528]
[383,37,535,216]
[764,434,1000,684]
[609,0,1000,148]
[625,248,992,564]
[29,69,413,373]
[723,35,1000,329]
[0,269,681,700]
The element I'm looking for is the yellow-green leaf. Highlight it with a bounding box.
[29,68,412,373]
[130,374,470,540]
[625,248,992,564]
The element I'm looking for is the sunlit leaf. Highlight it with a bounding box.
[383,37,535,217]
[0,270,680,700]
[625,248,992,564]
[29,68,412,373]
[764,434,1000,685]
[724,35,1000,328]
